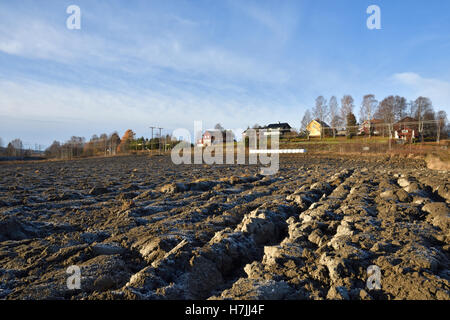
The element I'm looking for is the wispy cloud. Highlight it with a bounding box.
[0,1,298,147]
[392,72,450,111]
[0,77,303,145]
[0,6,288,85]
[1,1,449,147]
[229,0,299,44]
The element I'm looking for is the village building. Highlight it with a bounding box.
[197,130,234,147]
[242,122,292,139]
[306,119,330,137]
[264,122,292,135]
[335,127,347,136]
[393,117,418,141]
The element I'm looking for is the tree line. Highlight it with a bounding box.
[300,94,448,141]
[0,129,179,159]
[0,138,32,157]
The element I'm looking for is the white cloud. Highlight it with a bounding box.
[392,72,450,111]
[131,39,289,84]
[0,10,288,85]
[0,78,302,146]
[229,0,298,44]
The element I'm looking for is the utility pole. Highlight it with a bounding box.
[437,119,441,144]
[164,134,167,152]
[149,126,156,155]
[157,127,163,155]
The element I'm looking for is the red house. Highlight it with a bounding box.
[394,117,418,141]
[196,130,234,147]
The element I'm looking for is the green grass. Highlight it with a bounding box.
[280,137,389,145]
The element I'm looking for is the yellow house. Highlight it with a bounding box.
[306,119,330,137]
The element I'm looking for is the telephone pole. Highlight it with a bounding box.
[149,126,156,155]
[157,127,163,155]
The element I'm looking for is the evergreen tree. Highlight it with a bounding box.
[346,112,357,137]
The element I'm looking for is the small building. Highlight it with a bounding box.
[242,122,292,139]
[306,119,330,137]
[335,128,347,136]
[394,117,418,141]
[264,122,292,135]
[197,130,234,147]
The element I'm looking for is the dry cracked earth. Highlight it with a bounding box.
[0,154,449,300]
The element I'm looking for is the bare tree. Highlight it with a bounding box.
[360,94,378,138]
[340,95,354,127]
[109,132,121,155]
[413,97,433,142]
[437,110,447,123]
[300,109,312,139]
[436,110,448,142]
[301,110,312,130]
[331,115,343,138]
[45,141,62,158]
[63,136,85,158]
[375,96,396,137]
[436,110,447,143]
[313,96,329,139]
[83,135,97,157]
[10,139,23,157]
[214,123,224,131]
[11,138,23,150]
[393,96,407,121]
[406,100,415,118]
[99,133,108,155]
[329,96,341,138]
[6,143,15,157]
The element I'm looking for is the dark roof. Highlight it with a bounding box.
[242,122,292,133]
[396,117,417,124]
[361,119,384,124]
[204,130,223,134]
[312,119,330,127]
[203,130,226,137]
[265,122,292,130]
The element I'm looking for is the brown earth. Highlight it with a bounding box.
[0,154,448,300]
[425,152,450,171]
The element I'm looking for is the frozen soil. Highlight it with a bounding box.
[0,154,448,300]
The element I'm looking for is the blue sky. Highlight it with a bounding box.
[0,0,449,147]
